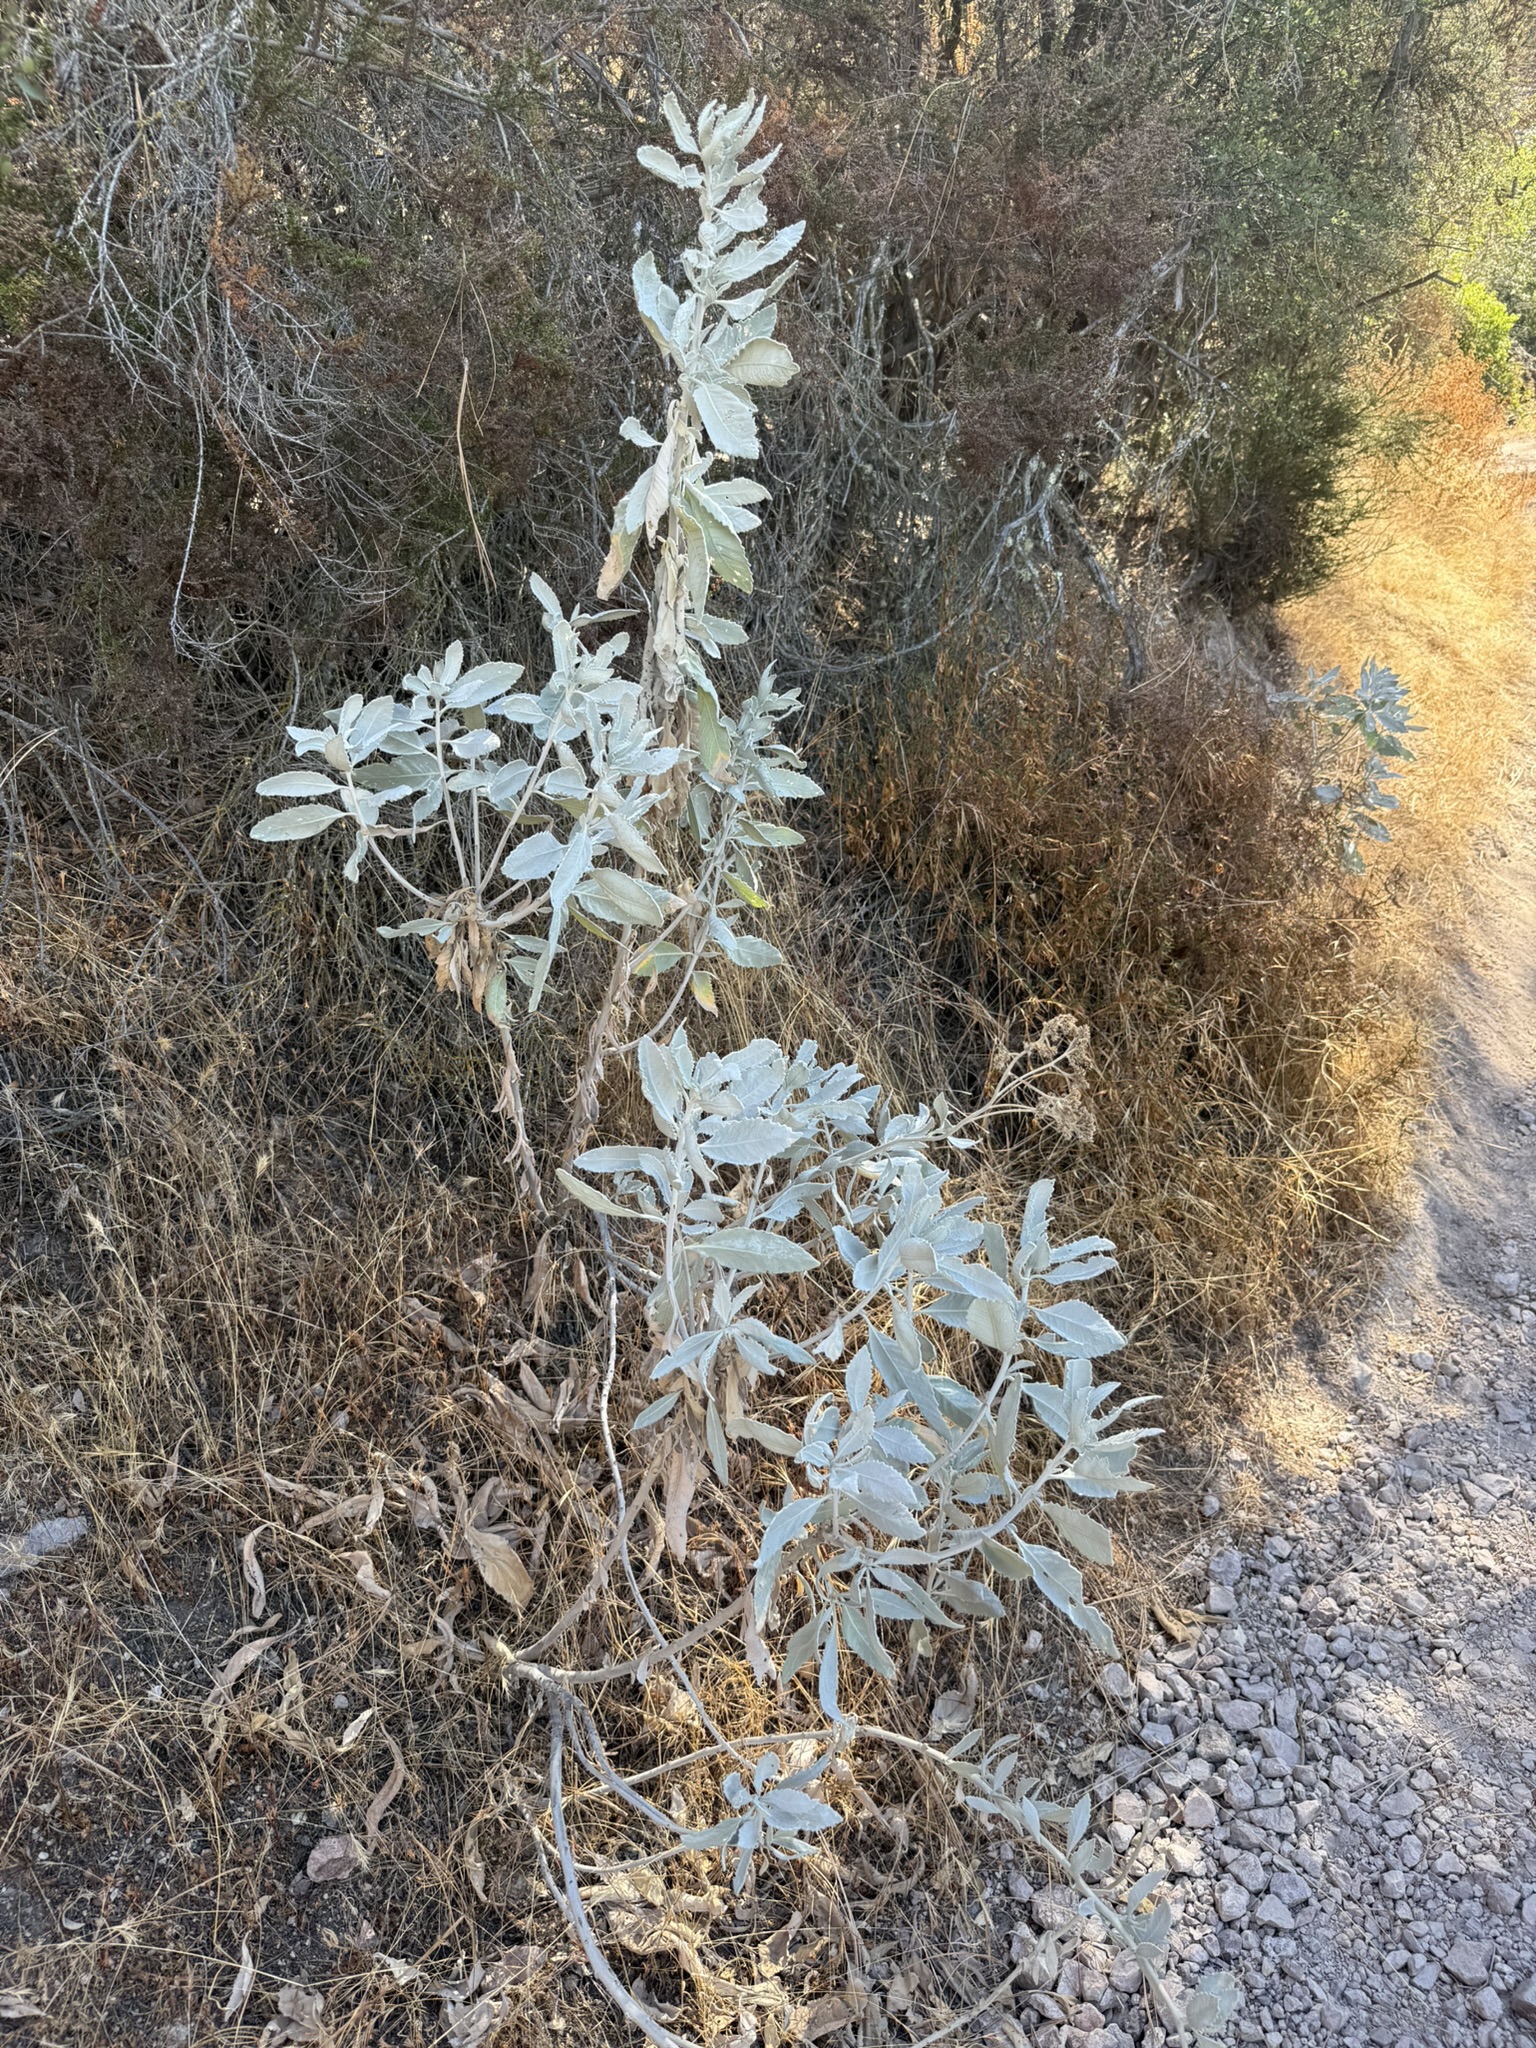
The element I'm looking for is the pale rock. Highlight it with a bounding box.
[1208,1550,1244,1586]
[1196,1725,1235,1764]
[1379,1788,1420,1820]
[0,1513,89,1576]
[1183,1788,1219,1830]
[1224,1851,1267,1893]
[1099,1662,1135,1704]
[1109,1956,1141,1996]
[1483,1875,1519,1916]
[1510,1975,1536,2022]
[306,1833,363,1883]
[1216,1699,1264,1734]
[1442,1937,1492,1988]
[1257,1728,1301,1770]
[1468,1988,1502,2023]
[1030,1886,1082,1936]
[1267,1869,1312,1908]
[1253,1895,1295,1931]
[1216,1883,1251,1923]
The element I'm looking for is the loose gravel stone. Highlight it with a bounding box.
[1216,1700,1264,1734]
[1180,1789,1217,1830]
[1443,1938,1492,1987]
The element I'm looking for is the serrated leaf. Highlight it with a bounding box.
[730,1416,801,1456]
[968,1295,1021,1354]
[706,1397,730,1484]
[1033,1299,1126,1358]
[631,940,687,979]
[725,871,770,909]
[988,1376,1024,1477]
[699,1117,797,1166]
[577,868,667,925]
[502,829,564,882]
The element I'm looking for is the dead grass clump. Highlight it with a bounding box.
[820,610,1427,1364]
[1281,350,1535,912]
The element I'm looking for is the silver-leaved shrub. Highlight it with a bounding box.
[252,89,1236,2048]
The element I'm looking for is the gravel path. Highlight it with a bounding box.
[1154,727,1536,2044]
[998,737,1536,2041]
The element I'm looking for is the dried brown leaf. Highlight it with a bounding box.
[365,1731,408,1848]
[790,1988,870,2043]
[458,1479,535,1610]
[338,1550,391,1604]
[258,1984,327,2047]
[222,1942,256,2023]
[663,1439,699,1563]
[203,1632,284,1721]
[241,1524,269,1619]
[436,1950,548,2048]
[928,1662,979,1740]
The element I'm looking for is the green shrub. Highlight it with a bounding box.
[1452,276,1524,402]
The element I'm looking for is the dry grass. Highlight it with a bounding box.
[822,610,1423,1365]
[0,755,1141,2046]
[1281,352,1535,913]
[3,351,1532,2048]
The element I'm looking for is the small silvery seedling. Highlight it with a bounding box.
[1272,656,1419,871]
[252,89,1235,2048]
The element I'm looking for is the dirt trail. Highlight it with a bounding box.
[1129,527,1536,2042]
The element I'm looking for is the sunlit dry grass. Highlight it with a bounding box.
[1283,353,1535,912]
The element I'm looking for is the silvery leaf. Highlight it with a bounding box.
[251,805,343,842]
[696,1228,818,1276]
[1033,1299,1126,1358]
[256,771,338,797]
[501,830,564,883]
[699,1117,798,1166]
